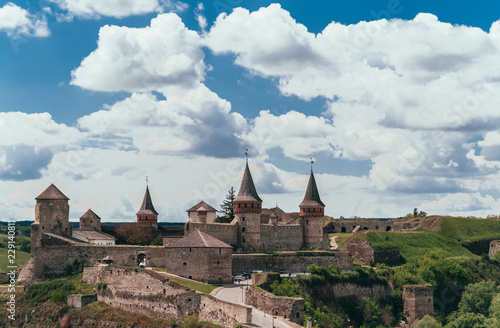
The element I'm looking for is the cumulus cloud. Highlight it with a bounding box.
[0,145,53,181]
[71,13,205,92]
[49,0,187,19]
[0,3,50,38]
[77,83,247,157]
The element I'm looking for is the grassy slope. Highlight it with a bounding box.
[0,232,31,272]
[335,217,500,264]
[152,269,218,294]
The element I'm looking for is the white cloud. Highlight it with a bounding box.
[71,13,205,92]
[421,192,500,216]
[49,0,188,19]
[77,83,247,157]
[0,3,50,37]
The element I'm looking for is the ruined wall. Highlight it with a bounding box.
[186,222,238,246]
[260,224,303,251]
[403,285,434,326]
[245,286,304,324]
[489,240,500,257]
[91,265,251,328]
[325,218,420,233]
[232,251,353,275]
[329,283,392,302]
[346,239,400,264]
[32,244,165,280]
[67,294,97,308]
[165,247,232,284]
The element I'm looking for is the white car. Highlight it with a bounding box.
[234,275,244,281]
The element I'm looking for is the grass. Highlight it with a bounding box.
[152,269,218,294]
[328,233,355,251]
[0,246,31,273]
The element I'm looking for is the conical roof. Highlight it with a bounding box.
[36,184,69,200]
[136,186,158,215]
[80,209,101,220]
[299,169,325,207]
[234,162,262,202]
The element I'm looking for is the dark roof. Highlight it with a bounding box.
[136,186,158,215]
[167,229,231,248]
[35,184,69,200]
[72,230,116,241]
[261,206,294,223]
[234,162,262,202]
[80,209,101,221]
[186,201,217,212]
[299,169,325,207]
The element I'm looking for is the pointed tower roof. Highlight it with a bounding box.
[234,162,262,202]
[35,184,69,200]
[136,186,158,215]
[299,169,325,207]
[80,209,101,220]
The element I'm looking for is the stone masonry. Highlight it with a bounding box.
[403,284,434,326]
[489,240,500,257]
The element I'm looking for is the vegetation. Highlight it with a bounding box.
[0,231,31,273]
[115,223,160,245]
[163,273,218,294]
[216,187,235,223]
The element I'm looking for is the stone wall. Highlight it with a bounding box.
[403,285,434,326]
[232,251,353,275]
[260,224,303,251]
[245,286,304,324]
[325,218,420,233]
[67,294,97,308]
[32,244,165,280]
[489,240,500,257]
[346,239,400,264]
[165,246,232,284]
[91,265,251,328]
[186,221,238,246]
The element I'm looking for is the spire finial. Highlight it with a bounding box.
[146,176,149,185]
[245,149,249,163]
[310,158,315,171]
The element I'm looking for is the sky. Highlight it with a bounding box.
[2,0,500,222]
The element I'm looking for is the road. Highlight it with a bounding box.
[215,281,295,328]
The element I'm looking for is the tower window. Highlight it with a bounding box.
[183,262,187,266]
[242,217,245,221]
[242,227,246,232]
[244,203,247,208]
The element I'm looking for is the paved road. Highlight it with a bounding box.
[215,282,294,328]
[329,235,338,249]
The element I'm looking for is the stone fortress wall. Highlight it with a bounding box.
[325,218,420,233]
[84,265,252,328]
[346,239,400,264]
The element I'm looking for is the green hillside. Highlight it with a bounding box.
[348,217,500,264]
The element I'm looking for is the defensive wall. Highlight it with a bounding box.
[232,251,353,275]
[32,236,165,280]
[245,273,304,325]
[186,221,238,246]
[86,265,252,328]
[346,239,400,264]
[260,224,303,251]
[325,218,420,233]
[489,240,500,257]
[67,294,98,308]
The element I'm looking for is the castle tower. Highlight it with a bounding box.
[79,209,102,232]
[300,169,325,250]
[233,161,262,252]
[136,185,158,228]
[31,184,72,247]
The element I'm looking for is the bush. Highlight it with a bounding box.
[457,281,499,316]
[414,315,443,328]
[182,314,202,328]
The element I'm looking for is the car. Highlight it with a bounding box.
[233,275,244,281]
[242,273,251,279]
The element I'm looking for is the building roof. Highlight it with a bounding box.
[80,209,101,221]
[35,184,69,200]
[72,230,116,242]
[299,169,325,207]
[261,206,294,223]
[186,201,217,212]
[167,229,231,248]
[234,162,262,202]
[136,186,158,215]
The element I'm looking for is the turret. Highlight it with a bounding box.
[79,209,102,232]
[32,184,72,247]
[233,161,262,252]
[300,169,325,250]
[136,185,158,228]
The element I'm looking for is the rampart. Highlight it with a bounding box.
[346,239,400,264]
[67,294,98,308]
[489,240,500,257]
[232,251,353,275]
[245,273,304,325]
[89,265,251,327]
[325,218,420,233]
[186,222,238,246]
[32,242,166,280]
[260,224,303,251]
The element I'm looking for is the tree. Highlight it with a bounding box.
[217,186,235,223]
[181,314,201,328]
[457,280,499,316]
[413,315,443,328]
[445,312,488,328]
[414,208,427,217]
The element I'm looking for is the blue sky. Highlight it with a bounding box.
[2,0,500,221]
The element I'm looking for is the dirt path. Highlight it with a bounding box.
[330,235,338,250]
